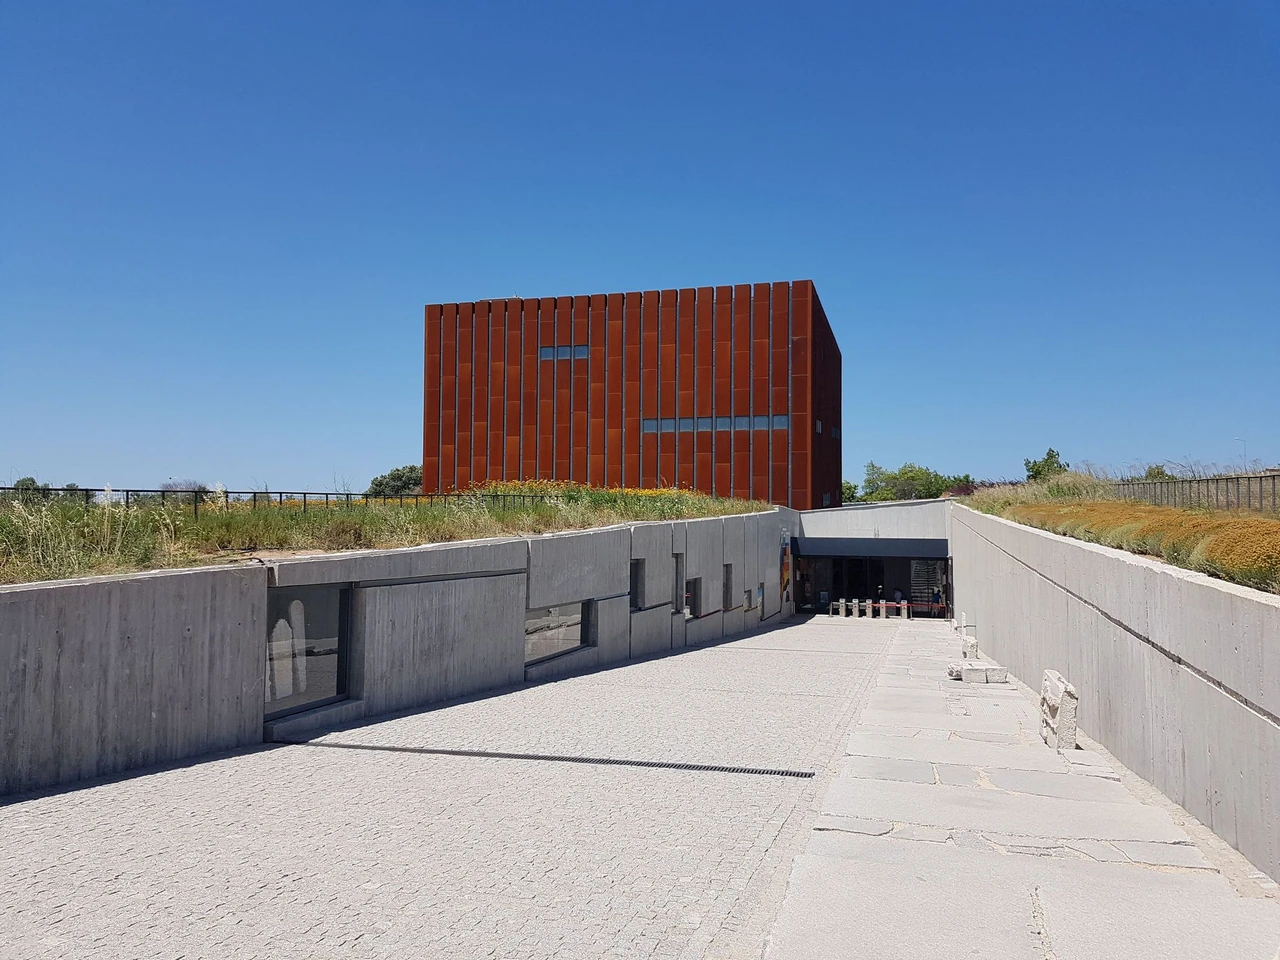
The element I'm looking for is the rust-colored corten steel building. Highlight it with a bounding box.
[422,281,841,510]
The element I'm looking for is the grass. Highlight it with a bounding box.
[0,482,771,586]
[963,473,1280,594]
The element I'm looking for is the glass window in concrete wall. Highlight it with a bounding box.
[265,585,349,719]
[525,602,592,663]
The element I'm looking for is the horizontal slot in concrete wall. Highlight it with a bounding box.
[950,504,1279,882]
[0,567,267,796]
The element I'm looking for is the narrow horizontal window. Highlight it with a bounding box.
[716,416,732,431]
[539,347,555,361]
[556,346,572,360]
[573,345,588,359]
[642,419,658,434]
[734,416,751,431]
[753,415,769,430]
[660,418,676,433]
[678,417,695,432]
[772,414,789,430]
[696,417,713,431]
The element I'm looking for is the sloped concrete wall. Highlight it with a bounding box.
[0,567,266,796]
[951,504,1280,882]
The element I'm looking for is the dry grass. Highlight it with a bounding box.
[0,483,771,586]
[963,475,1280,593]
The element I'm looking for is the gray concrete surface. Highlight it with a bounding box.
[951,504,1280,883]
[764,620,1280,960]
[0,616,888,960]
[527,526,631,609]
[0,566,266,795]
[353,574,527,714]
[796,499,949,557]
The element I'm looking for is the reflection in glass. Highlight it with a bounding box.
[265,585,347,718]
[525,603,586,663]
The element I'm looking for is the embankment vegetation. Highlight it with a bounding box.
[964,474,1280,594]
[0,482,769,586]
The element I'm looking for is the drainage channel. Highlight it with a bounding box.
[275,739,816,779]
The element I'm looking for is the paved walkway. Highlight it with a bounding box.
[0,617,889,960]
[2,618,1277,959]
[765,620,1280,959]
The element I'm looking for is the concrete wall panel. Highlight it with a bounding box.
[594,595,631,667]
[354,574,525,716]
[797,500,949,557]
[685,611,724,646]
[684,517,725,615]
[0,567,266,796]
[629,605,672,659]
[630,522,675,609]
[527,527,630,608]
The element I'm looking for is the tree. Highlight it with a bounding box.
[1142,464,1176,481]
[841,479,859,503]
[366,464,424,497]
[12,476,51,499]
[858,461,973,502]
[1024,448,1069,482]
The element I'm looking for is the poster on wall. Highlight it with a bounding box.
[780,532,791,604]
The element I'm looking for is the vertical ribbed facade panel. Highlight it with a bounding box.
[422,280,840,509]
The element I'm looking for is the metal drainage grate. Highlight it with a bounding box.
[277,740,816,779]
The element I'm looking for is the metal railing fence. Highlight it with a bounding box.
[0,486,554,520]
[1111,473,1280,514]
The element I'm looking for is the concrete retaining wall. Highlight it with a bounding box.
[0,567,267,796]
[951,504,1280,881]
[1,509,794,797]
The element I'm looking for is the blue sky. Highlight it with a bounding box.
[2,1,1277,491]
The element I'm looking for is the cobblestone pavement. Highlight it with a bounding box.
[0,617,893,960]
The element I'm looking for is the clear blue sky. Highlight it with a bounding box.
[3,1,1277,491]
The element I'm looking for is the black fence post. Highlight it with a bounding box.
[252,492,257,511]
[303,493,308,514]
[193,492,199,520]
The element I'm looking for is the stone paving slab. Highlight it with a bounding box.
[770,831,1280,960]
[766,621,1280,960]
[985,767,1135,803]
[846,730,1069,771]
[823,776,1188,842]
[856,706,1028,734]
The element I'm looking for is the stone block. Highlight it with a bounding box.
[947,660,1007,684]
[1040,669,1079,751]
[961,636,979,659]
